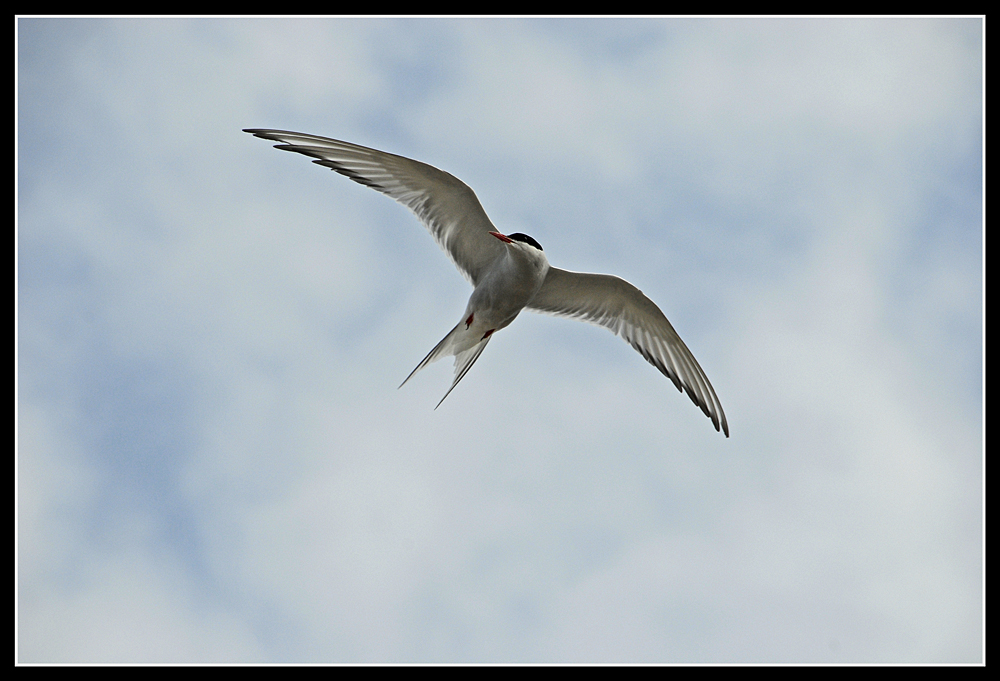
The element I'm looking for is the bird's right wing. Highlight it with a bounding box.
[527,267,728,436]
[244,129,504,286]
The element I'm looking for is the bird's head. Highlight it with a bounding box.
[490,232,548,273]
[490,231,543,252]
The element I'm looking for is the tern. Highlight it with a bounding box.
[245,129,729,436]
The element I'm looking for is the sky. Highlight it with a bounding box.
[16,17,982,663]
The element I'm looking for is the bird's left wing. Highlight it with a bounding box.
[527,267,729,437]
[244,129,504,285]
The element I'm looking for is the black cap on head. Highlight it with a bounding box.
[507,233,543,251]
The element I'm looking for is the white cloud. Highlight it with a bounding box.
[18,17,981,663]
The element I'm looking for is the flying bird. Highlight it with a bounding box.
[245,129,729,436]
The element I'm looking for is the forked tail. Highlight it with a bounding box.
[399,322,492,408]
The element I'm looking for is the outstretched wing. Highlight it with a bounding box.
[528,267,729,437]
[245,129,504,285]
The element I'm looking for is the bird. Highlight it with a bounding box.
[245,129,729,437]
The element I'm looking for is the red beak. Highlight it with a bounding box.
[490,231,513,244]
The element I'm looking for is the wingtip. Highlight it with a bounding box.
[243,128,285,140]
[243,128,274,142]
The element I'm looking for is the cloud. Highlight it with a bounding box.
[18,17,981,663]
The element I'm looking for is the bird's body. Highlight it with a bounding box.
[245,129,729,436]
[400,230,550,407]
